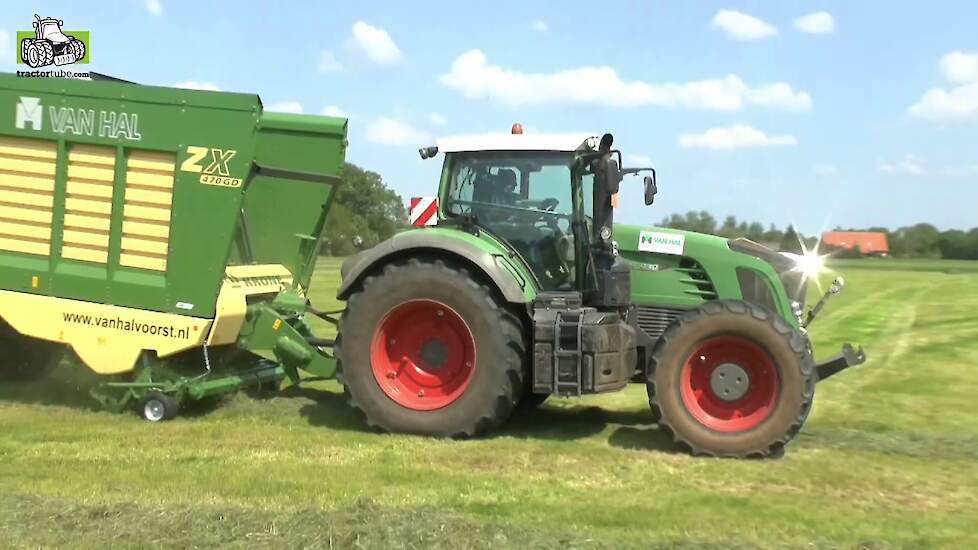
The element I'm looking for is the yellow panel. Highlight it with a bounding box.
[0,157,57,176]
[127,150,176,172]
[66,180,114,198]
[122,220,169,239]
[63,213,110,231]
[125,170,174,189]
[0,290,211,375]
[0,188,54,208]
[0,172,55,192]
[121,237,168,255]
[65,196,112,215]
[0,136,57,160]
[0,236,49,256]
[68,145,116,166]
[125,187,172,206]
[120,253,167,271]
[226,264,293,279]
[62,246,108,264]
[0,221,51,241]
[63,229,109,248]
[124,203,171,222]
[66,164,115,183]
[0,205,52,224]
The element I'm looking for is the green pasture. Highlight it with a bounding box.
[1,257,977,548]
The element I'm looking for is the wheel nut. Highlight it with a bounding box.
[386,371,396,379]
[389,338,396,345]
[436,310,444,317]
[417,390,425,397]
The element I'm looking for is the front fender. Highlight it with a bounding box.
[337,228,537,304]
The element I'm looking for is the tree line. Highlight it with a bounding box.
[318,170,978,261]
[659,211,978,260]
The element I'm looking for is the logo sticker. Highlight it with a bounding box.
[15,96,42,130]
[17,14,90,68]
[180,146,242,188]
[638,231,685,255]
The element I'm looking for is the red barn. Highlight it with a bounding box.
[822,231,889,256]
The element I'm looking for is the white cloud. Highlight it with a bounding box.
[318,50,343,73]
[710,10,778,40]
[366,118,429,146]
[626,154,653,166]
[429,113,447,126]
[909,51,978,121]
[350,21,401,65]
[939,51,978,84]
[440,49,810,111]
[678,125,797,150]
[909,83,978,120]
[532,20,548,32]
[266,101,304,114]
[172,80,221,91]
[145,0,163,16]
[321,105,347,117]
[879,155,925,176]
[878,155,978,178]
[794,12,835,34]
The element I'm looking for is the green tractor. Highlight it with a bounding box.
[336,128,865,457]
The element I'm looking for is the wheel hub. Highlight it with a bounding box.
[419,338,448,370]
[370,299,476,411]
[710,362,750,401]
[679,335,780,433]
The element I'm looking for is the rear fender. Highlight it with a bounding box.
[336,228,537,304]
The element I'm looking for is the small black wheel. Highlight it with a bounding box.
[141,391,179,422]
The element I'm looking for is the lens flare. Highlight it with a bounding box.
[781,231,834,295]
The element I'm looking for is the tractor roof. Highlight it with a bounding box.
[435,133,597,154]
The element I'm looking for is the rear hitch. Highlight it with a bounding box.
[815,343,866,382]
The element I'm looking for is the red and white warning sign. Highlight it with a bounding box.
[409,196,438,227]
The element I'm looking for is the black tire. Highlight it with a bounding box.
[336,258,526,437]
[140,391,179,422]
[647,300,815,458]
[0,321,65,382]
[35,40,54,67]
[68,38,85,60]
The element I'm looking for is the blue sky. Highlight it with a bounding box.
[3,1,977,234]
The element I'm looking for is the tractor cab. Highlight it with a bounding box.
[430,127,656,297]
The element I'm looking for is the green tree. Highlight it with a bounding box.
[323,163,408,256]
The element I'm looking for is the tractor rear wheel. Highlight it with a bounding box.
[336,258,526,437]
[34,40,54,67]
[647,300,815,458]
[0,320,65,382]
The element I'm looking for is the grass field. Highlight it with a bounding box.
[2,257,978,548]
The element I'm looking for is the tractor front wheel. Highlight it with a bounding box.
[336,258,526,437]
[648,300,815,457]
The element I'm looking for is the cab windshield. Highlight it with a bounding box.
[443,151,578,290]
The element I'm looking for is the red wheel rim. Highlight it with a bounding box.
[370,299,476,411]
[680,335,780,433]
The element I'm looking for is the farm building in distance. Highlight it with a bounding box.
[822,231,889,256]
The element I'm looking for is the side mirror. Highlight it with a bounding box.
[644,173,657,205]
